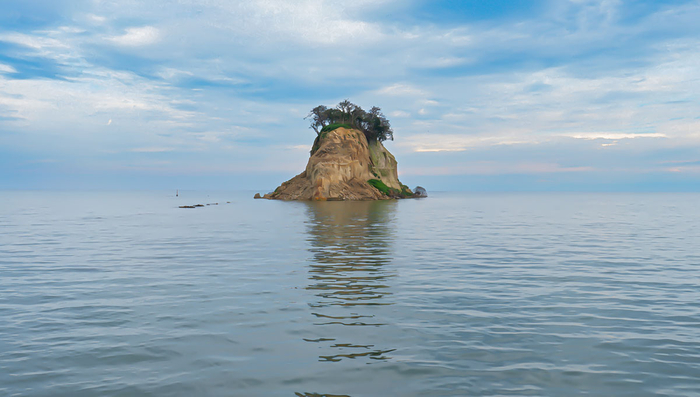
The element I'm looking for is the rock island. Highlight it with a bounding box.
[257,100,426,201]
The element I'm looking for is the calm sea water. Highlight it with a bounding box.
[1,191,699,396]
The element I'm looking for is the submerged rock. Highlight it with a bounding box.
[266,127,414,201]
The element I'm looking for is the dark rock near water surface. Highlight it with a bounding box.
[414,186,428,198]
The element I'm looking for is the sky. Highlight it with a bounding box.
[1,0,700,191]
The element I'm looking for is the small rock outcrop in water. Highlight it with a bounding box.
[413,186,428,197]
[263,127,415,201]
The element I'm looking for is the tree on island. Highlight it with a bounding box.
[306,100,393,142]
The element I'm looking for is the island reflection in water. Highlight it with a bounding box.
[303,200,398,363]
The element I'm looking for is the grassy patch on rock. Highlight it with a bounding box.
[367,179,391,195]
[368,179,414,198]
[320,123,353,133]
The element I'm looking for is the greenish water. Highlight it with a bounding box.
[1,191,699,396]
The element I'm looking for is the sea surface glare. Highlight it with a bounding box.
[1,191,700,396]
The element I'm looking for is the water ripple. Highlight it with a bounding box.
[1,192,700,396]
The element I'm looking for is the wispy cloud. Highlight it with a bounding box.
[0,64,16,74]
[0,32,69,50]
[402,162,594,176]
[286,144,310,151]
[389,110,411,118]
[107,26,160,46]
[85,14,106,24]
[666,165,700,173]
[401,134,535,152]
[561,132,667,140]
[130,147,174,153]
[376,84,426,97]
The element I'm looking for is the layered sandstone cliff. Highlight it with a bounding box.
[261,127,412,201]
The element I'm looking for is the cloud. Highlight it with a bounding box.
[418,56,471,68]
[86,14,106,24]
[0,32,69,50]
[130,147,174,153]
[376,84,426,96]
[658,159,700,165]
[107,26,160,46]
[0,64,17,74]
[666,165,700,173]
[401,134,534,152]
[561,132,667,140]
[389,110,410,118]
[177,0,387,46]
[401,162,594,176]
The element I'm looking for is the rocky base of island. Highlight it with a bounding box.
[255,126,426,201]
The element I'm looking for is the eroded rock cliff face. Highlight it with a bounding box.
[368,140,401,190]
[264,127,410,201]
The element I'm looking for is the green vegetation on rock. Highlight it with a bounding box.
[306,100,393,143]
[367,179,391,195]
[368,179,414,198]
[320,123,352,133]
